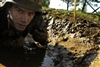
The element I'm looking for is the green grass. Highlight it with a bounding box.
[42,7,100,22]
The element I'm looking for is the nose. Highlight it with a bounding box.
[21,14,28,22]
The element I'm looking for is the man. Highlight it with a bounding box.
[0,0,48,67]
[0,0,48,47]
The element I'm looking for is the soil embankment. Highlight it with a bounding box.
[0,9,100,67]
[41,9,100,67]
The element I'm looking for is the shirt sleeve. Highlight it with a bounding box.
[30,12,48,46]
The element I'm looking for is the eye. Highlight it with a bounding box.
[15,6,23,13]
[17,9,23,13]
[29,12,35,16]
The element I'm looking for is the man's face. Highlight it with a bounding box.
[8,4,35,31]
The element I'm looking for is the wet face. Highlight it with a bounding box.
[8,4,35,31]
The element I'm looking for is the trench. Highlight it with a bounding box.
[0,10,100,67]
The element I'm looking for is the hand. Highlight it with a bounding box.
[32,27,48,45]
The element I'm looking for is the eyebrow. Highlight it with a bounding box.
[14,5,23,11]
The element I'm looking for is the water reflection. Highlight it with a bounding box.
[40,51,54,67]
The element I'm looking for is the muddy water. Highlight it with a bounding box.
[41,45,75,67]
[0,44,75,67]
[0,43,99,67]
[0,46,46,67]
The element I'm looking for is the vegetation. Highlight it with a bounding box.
[42,7,100,22]
[60,0,80,10]
[42,0,50,7]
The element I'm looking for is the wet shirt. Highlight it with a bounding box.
[0,17,29,47]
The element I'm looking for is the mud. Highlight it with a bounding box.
[0,46,46,67]
[0,10,100,67]
[40,10,100,67]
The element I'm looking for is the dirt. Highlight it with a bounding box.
[0,10,100,67]
[40,10,100,67]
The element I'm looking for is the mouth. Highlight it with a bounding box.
[17,23,26,29]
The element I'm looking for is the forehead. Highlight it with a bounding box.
[11,4,35,12]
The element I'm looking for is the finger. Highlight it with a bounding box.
[34,29,40,35]
[37,27,46,32]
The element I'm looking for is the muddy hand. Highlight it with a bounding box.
[32,27,48,45]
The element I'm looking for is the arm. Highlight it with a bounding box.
[30,12,48,47]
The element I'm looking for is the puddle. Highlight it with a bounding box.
[0,44,75,67]
[0,45,46,67]
[40,45,75,67]
[0,43,99,67]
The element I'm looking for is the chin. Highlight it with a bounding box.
[17,28,25,31]
[16,26,26,31]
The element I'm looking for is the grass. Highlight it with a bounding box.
[42,7,100,23]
